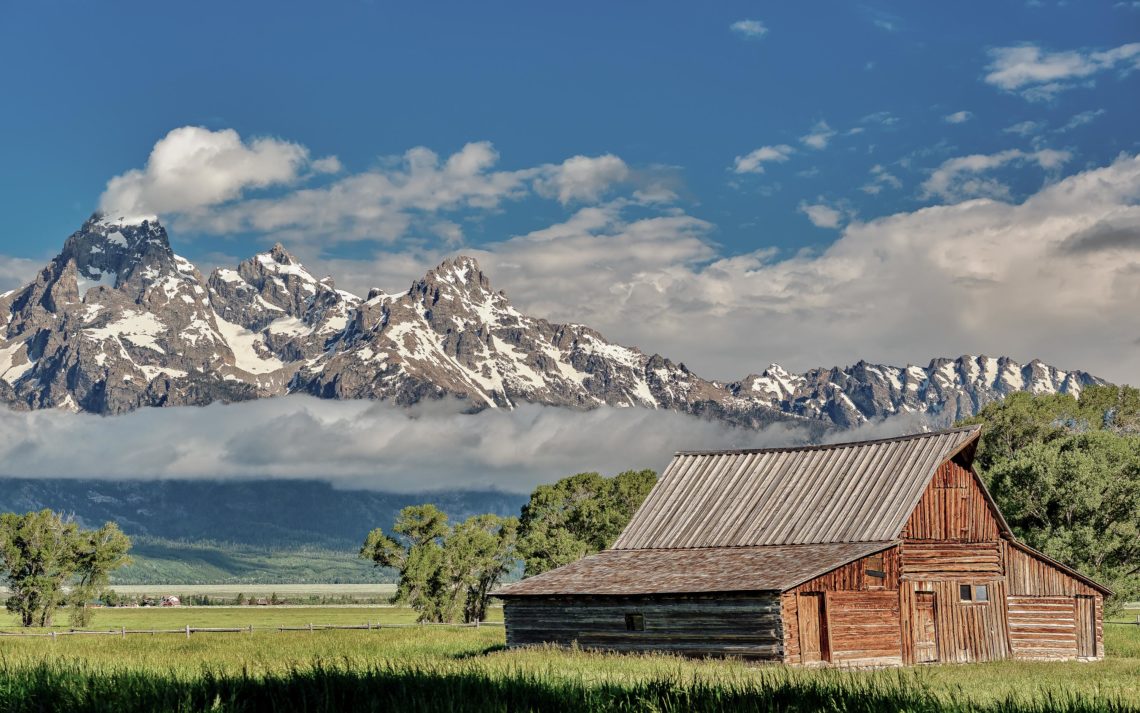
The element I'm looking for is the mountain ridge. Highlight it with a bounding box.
[0,214,1104,426]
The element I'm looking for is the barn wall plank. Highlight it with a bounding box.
[504,594,783,659]
[1004,542,1100,596]
[901,461,1000,541]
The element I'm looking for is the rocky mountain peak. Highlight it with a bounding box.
[59,213,173,285]
[0,216,1109,425]
[420,255,492,294]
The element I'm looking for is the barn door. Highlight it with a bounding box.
[1075,596,1096,658]
[913,591,939,663]
[797,593,830,663]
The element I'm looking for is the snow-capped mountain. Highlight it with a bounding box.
[0,215,1105,425]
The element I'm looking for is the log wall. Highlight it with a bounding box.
[503,594,783,659]
[1007,595,1078,660]
[825,591,903,666]
[901,460,1001,541]
[899,541,1002,580]
[899,579,1010,664]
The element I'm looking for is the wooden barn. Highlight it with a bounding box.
[496,426,1109,666]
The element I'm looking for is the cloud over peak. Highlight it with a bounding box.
[98,126,330,220]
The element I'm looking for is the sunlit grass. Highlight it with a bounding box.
[0,608,1134,711]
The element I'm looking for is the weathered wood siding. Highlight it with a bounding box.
[899,541,1002,580]
[825,591,903,666]
[782,548,902,665]
[788,547,900,594]
[1007,595,1078,660]
[901,460,1001,541]
[503,594,783,659]
[899,580,1010,664]
[1004,542,1101,596]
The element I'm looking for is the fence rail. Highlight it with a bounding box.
[0,620,503,639]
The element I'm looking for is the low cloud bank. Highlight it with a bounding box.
[0,398,927,493]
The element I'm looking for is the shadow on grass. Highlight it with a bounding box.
[448,644,509,660]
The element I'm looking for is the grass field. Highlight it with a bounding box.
[0,607,1136,711]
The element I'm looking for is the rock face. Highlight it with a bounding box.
[0,215,1105,426]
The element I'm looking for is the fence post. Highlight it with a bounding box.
[185,624,190,639]
[121,626,126,639]
[51,631,56,641]
[248,625,253,635]
[308,622,313,634]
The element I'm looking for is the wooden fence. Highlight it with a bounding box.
[0,621,503,639]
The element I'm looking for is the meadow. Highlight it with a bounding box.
[0,607,1136,712]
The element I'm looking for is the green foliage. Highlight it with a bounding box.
[959,385,1140,609]
[0,510,130,627]
[361,506,517,623]
[516,469,657,576]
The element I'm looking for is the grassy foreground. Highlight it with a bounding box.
[0,609,1135,712]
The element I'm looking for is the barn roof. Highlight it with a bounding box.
[495,541,895,597]
[612,426,982,550]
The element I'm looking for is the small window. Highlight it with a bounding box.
[865,553,886,580]
[624,613,645,631]
[960,584,989,603]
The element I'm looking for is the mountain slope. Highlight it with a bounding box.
[0,214,1104,426]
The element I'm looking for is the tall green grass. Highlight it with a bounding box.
[0,661,1133,713]
[0,610,1134,712]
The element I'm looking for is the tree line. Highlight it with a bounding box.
[359,469,655,623]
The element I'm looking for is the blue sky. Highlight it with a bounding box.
[2,1,1140,383]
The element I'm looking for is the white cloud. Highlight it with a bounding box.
[1003,120,1045,137]
[730,19,768,38]
[920,148,1071,201]
[98,127,317,220]
[533,154,629,204]
[732,145,794,174]
[800,121,836,150]
[0,256,44,293]
[984,43,1140,100]
[310,156,343,174]
[316,153,1140,388]
[103,131,644,244]
[1057,109,1106,132]
[0,397,829,492]
[944,111,974,124]
[798,202,843,229]
[860,164,902,195]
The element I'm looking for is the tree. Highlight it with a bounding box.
[361,504,449,615]
[985,431,1140,607]
[516,469,656,576]
[959,385,1140,611]
[0,510,131,627]
[440,514,518,623]
[361,506,518,623]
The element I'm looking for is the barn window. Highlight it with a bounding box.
[959,584,989,603]
[625,613,645,631]
[865,553,886,587]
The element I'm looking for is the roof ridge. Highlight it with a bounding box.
[602,540,898,553]
[673,424,981,457]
